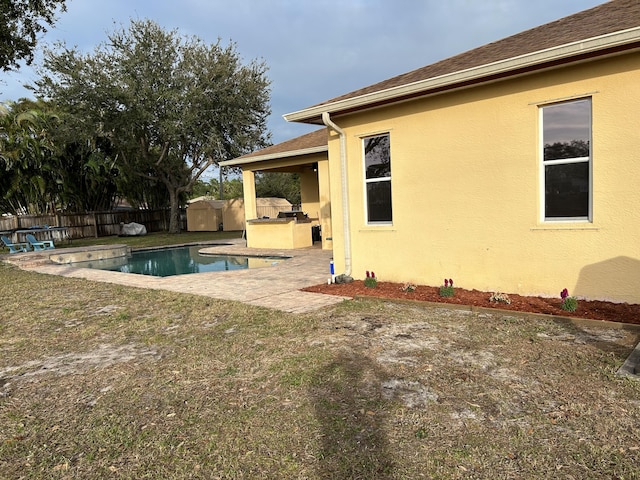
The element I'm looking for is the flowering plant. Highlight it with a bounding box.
[364,270,378,288]
[439,278,454,297]
[560,288,578,312]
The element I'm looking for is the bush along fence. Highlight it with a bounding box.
[0,209,186,239]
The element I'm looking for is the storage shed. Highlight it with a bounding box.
[186,199,224,231]
[221,198,245,231]
[222,197,293,231]
[256,197,294,220]
[187,197,293,232]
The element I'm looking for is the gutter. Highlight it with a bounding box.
[321,112,351,278]
[285,27,640,124]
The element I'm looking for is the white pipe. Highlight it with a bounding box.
[322,112,351,277]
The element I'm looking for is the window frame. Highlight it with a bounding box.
[539,98,593,223]
[362,132,392,225]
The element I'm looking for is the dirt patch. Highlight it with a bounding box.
[303,281,640,325]
[0,344,160,388]
[3,259,640,478]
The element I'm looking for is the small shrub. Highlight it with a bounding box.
[560,288,578,312]
[489,292,511,304]
[561,297,578,312]
[402,283,417,292]
[364,270,378,288]
[439,278,454,297]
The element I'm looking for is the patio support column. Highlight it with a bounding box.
[242,170,258,221]
[317,159,332,250]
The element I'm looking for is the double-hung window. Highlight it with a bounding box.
[363,133,392,224]
[541,98,592,221]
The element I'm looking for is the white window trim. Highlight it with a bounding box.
[362,133,392,226]
[539,99,593,223]
[364,175,392,226]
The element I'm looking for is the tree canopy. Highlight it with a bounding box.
[189,177,244,200]
[255,172,300,206]
[188,172,300,205]
[0,99,58,214]
[0,0,67,72]
[0,99,120,215]
[34,19,271,232]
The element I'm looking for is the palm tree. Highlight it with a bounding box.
[0,100,59,214]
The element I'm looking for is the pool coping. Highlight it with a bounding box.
[1,239,349,313]
[68,244,295,276]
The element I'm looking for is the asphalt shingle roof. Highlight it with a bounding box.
[230,128,327,162]
[313,0,640,109]
[232,0,639,163]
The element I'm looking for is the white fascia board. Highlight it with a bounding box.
[284,27,640,123]
[220,145,328,167]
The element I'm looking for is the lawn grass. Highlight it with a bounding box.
[1,259,640,478]
[65,230,243,249]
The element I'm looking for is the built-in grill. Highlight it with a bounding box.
[277,211,310,222]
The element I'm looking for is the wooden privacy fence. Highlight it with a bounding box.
[0,209,186,239]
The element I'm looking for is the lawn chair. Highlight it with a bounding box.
[25,233,55,251]
[1,235,31,253]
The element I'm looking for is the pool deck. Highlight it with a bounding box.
[2,239,350,313]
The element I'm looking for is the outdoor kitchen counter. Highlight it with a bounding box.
[246,217,317,249]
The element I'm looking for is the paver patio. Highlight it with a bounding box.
[2,239,349,313]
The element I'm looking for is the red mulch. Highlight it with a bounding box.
[303,281,640,326]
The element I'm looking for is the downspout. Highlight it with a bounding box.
[321,112,351,277]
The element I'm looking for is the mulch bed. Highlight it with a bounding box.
[303,281,640,326]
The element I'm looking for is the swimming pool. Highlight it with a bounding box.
[72,246,289,277]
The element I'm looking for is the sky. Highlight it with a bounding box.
[1,0,604,147]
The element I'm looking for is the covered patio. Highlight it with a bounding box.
[221,128,332,251]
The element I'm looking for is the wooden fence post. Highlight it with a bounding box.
[93,212,98,238]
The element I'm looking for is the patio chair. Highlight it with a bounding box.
[25,233,55,251]
[1,235,30,253]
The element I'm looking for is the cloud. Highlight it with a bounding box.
[0,0,603,144]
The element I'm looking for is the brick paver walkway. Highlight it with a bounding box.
[4,239,349,313]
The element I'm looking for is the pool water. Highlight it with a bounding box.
[73,246,288,277]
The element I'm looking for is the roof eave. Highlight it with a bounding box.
[284,27,640,124]
[220,145,328,167]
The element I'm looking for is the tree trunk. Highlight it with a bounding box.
[168,187,181,234]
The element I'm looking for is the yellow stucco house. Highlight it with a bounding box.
[222,0,640,304]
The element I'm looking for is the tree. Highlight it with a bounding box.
[223,178,244,199]
[0,0,67,72]
[0,99,121,214]
[52,132,120,212]
[188,177,244,200]
[256,172,301,205]
[189,179,214,199]
[543,140,590,160]
[35,19,271,232]
[0,99,60,214]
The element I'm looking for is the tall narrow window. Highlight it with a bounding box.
[364,133,392,223]
[541,98,591,221]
